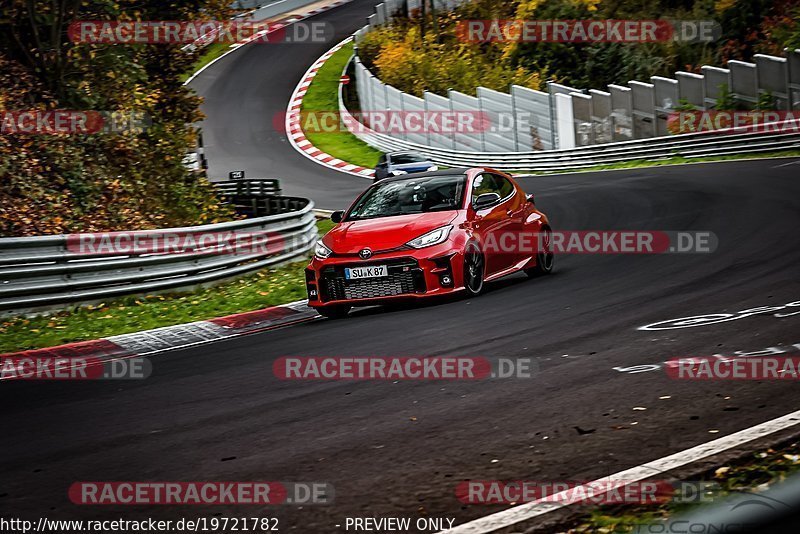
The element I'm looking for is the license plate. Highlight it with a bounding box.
[345,265,388,279]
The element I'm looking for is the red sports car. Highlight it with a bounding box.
[305,167,553,318]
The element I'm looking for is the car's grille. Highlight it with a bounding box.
[320,259,426,301]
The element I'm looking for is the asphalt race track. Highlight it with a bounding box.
[3,157,800,529]
[189,0,378,206]
[2,0,800,531]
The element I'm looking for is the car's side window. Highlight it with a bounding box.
[491,174,515,199]
[471,173,504,204]
[378,154,387,165]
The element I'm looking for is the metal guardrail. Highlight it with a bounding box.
[339,90,800,170]
[214,178,299,217]
[0,183,317,314]
[215,178,282,197]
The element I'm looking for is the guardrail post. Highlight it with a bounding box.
[676,71,705,110]
[629,81,656,139]
[754,53,790,110]
[554,93,575,149]
[424,91,454,149]
[701,65,730,110]
[787,48,800,110]
[477,87,517,152]
[449,89,484,152]
[571,92,593,146]
[728,60,758,109]
[652,76,679,136]
[548,82,582,148]
[589,89,612,145]
[608,84,633,142]
[510,85,552,151]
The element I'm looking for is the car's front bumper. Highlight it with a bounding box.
[305,243,464,308]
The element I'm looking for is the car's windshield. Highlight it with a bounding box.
[346,175,466,220]
[390,153,428,164]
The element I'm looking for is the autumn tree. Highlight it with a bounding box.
[0,0,236,236]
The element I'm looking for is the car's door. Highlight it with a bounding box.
[470,173,517,274]
[489,173,527,264]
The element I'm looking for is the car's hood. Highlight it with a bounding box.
[324,211,458,254]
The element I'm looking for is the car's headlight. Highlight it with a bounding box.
[390,170,408,176]
[315,241,332,259]
[427,165,439,172]
[406,225,452,249]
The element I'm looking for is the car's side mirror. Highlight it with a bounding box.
[330,210,344,223]
[473,192,501,210]
[526,193,535,204]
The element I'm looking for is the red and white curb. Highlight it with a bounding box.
[185,0,355,85]
[285,38,376,178]
[0,300,319,378]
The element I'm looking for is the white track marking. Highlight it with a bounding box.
[772,159,800,168]
[441,408,800,534]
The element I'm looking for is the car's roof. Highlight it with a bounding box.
[378,168,474,182]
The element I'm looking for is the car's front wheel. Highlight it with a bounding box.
[463,243,485,296]
[525,225,554,277]
[316,305,351,319]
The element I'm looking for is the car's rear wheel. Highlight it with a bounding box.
[463,243,485,296]
[525,225,554,278]
[316,305,351,319]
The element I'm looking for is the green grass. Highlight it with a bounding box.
[567,439,800,533]
[315,217,336,235]
[519,150,800,175]
[0,220,335,354]
[300,41,383,169]
[182,42,232,83]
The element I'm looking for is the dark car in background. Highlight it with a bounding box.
[374,151,438,181]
